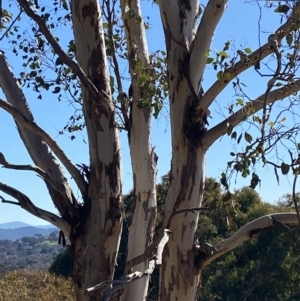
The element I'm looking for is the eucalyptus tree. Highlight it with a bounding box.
[1,1,300,301]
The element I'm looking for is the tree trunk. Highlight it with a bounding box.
[71,1,123,300]
[120,1,157,300]
[160,146,206,300]
[72,208,122,301]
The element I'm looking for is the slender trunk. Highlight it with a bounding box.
[123,114,157,300]
[120,1,157,300]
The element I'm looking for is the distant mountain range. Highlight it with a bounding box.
[0,221,54,229]
[0,222,57,241]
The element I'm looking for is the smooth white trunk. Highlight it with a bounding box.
[120,1,156,300]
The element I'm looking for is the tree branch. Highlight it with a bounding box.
[0,152,64,193]
[201,212,298,267]
[16,0,104,102]
[86,229,171,300]
[126,230,164,270]
[203,79,300,147]
[189,0,228,89]
[0,99,88,196]
[0,183,71,237]
[199,2,300,112]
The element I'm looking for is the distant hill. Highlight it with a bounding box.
[0,222,54,230]
[0,226,57,241]
[0,222,31,229]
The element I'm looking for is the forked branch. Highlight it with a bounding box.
[201,213,298,267]
[0,99,88,196]
[199,2,300,111]
[0,183,71,236]
[86,229,171,300]
[204,79,300,147]
[0,152,62,192]
[189,0,228,89]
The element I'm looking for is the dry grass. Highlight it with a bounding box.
[0,270,74,301]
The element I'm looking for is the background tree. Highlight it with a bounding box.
[1,1,300,301]
[200,196,300,301]
[49,248,73,278]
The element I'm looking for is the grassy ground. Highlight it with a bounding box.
[0,270,74,301]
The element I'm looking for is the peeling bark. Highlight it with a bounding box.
[70,0,123,300]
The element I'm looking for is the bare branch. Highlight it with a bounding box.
[189,0,228,89]
[0,152,64,193]
[86,229,171,300]
[126,230,164,270]
[16,0,105,102]
[203,79,300,147]
[173,207,210,215]
[0,99,88,196]
[199,2,300,111]
[0,184,71,237]
[201,213,298,267]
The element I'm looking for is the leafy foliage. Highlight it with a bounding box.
[49,248,73,278]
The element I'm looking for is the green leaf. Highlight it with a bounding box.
[52,86,61,94]
[223,71,231,81]
[297,143,300,150]
[230,152,235,156]
[206,57,214,64]
[231,131,237,140]
[244,132,252,143]
[29,71,37,77]
[281,162,290,175]
[274,4,290,14]
[280,117,286,123]
[236,98,244,106]
[219,51,228,58]
[223,41,230,51]
[253,116,261,124]
[217,71,223,81]
[286,34,293,47]
[242,169,250,178]
[244,48,252,54]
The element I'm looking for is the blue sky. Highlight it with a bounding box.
[0,0,297,225]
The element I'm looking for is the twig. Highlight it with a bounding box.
[173,207,210,216]
[261,34,282,143]
[0,8,23,41]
